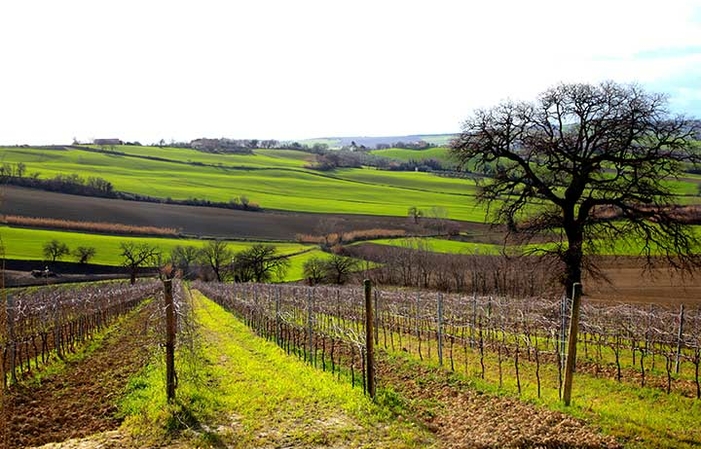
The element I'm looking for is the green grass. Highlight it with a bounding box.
[285,249,332,281]
[120,290,435,448]
[0,225,312,267]
[365,237,503,255]
[85,145,312,169]
[369,147,453,163]
[366,227,701,257]
[0,145,486,221]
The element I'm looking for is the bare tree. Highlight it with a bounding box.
[170,245,200,279]
[451,81,701,404]
[303,256,326,285]
[200,240,233,282]
[43,240,70,262]
[323,254,359,285]
[407,206,423,224]
[232,244,290,283]
[120,242,160,284]
[73,246,96,264]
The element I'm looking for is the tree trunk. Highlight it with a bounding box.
[562,232,583,406]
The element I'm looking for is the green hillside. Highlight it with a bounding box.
[0,145,486,221]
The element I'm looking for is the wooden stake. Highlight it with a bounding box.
[164,280,176,402]
[563,282,581,406]
[364,279,375,399]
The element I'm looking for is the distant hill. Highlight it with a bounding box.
[299,133,456,149]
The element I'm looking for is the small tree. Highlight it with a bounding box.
[120,242,160,284]
[232,244,290,283]
[303,256,326,285]
[171,245,200,279]
[43,239,70,262]
[407,206,423,224]
[323,254,359,285]
[199,240,233,282]
[73,246,96,264]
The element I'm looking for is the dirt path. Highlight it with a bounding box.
[0,300,157,448]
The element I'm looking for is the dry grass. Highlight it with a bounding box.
[296,228,407,245]
[2,215,179,237]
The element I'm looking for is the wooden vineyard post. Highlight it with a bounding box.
[307,289,314,366]
[163,280,176,402]
[675,304,685,374]
[275,287,281,347]
[563,282,582,406]
[437,293,444,366]
[7,294,16,385]
[364,279,376,399]
[374,290,379,346]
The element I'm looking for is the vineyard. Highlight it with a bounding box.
[0,280,160,387]
[195,281,701,400]
[1,279,698,447]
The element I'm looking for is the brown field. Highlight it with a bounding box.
[585,259,701,305]
[1,186,484,241]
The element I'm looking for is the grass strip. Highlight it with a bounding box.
[120,289,435,448]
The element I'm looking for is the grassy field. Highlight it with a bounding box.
[86,145,313,169]
[0,145,488,221]
[0,225,311,267]
[364,237,503,254]
[369,147,453,163]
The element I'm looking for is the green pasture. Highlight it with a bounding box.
[333,168,478,196]
[365,237,503,255]
[298,137,342,148]
[285,249,331,281]
[366,225,701,257]
[0,146,487,221]
[369,147,452,163]
[0,226,312,267]
[84,145,312,169]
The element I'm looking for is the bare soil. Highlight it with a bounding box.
[585,259,701,305]
[2,186,487,241]
[377,353,621,449]
[0,300,157,448]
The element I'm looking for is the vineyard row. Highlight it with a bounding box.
[193,281,701,399]
[1,280,161,387]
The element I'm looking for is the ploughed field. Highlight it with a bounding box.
[2,186,438,241]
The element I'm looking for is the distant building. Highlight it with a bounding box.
[93,138,123,146]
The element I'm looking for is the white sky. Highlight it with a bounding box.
[1,0,700,145]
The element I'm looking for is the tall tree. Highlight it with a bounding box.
[450,81,701,404]
[120,242,160,284]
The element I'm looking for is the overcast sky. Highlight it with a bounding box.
[1,0,700,145]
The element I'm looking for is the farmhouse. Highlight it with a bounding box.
[93,138,123,146]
